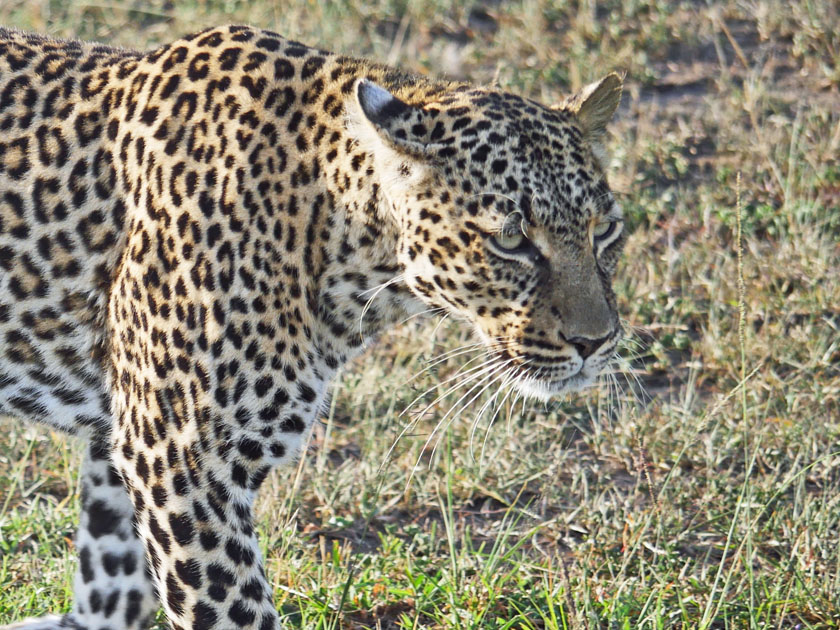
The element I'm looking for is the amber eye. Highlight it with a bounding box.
[593,220,624,245]
[492,231,525,251]
[593,221,614,239]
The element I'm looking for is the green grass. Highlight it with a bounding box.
[1,0,839,627]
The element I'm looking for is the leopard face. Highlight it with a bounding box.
[351,76,626,400]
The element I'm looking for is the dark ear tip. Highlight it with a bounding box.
[355,78,374,103]
[356,79,411,123]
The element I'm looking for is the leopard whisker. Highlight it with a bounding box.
[357,274,405,297]
[428,312,450,338]
[424,340,486,361]
[403,334,520,389]
[383,357,502,473]
[399,353,504,417]
[403,344,487,385]
[611,353,650,407]
[469,364,521,463]
[470,358,532,445]
[407,348,494,389]
[396,306,447,327]
[507,388,524,435]
[423,359,516,471]
[478,368,520,465]
[402,358,514,490]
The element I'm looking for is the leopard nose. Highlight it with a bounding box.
[567,334,610,359]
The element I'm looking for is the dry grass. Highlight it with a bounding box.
[0,0,839,627]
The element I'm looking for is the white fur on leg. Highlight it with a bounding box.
[0,616,65,630]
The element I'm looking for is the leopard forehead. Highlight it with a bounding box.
[353,86,618,236]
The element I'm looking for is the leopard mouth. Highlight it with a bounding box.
[475,336,607,401]
[498,354,606,401]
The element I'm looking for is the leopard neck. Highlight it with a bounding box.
[309,115,425,366]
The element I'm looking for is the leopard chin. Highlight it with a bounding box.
[511,368,600,402]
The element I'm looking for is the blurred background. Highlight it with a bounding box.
[0,1,838,628]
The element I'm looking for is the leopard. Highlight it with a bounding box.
[0,23,625,630]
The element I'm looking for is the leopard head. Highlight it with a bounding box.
[350,74,625,400]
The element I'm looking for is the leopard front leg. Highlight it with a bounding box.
[110,380,281,630]
[106,184,319,630]
[1,439,157,630]
[69,439,159,630]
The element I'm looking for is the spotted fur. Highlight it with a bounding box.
[0,25,625,630]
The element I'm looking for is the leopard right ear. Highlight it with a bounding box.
[352,80,436,158]
[558,73,623,165]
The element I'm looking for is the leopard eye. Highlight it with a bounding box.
[491,231,525,251]
[593,221,614,239]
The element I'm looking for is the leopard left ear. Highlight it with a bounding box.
[353,79,432,158]
[560,73,623,165]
